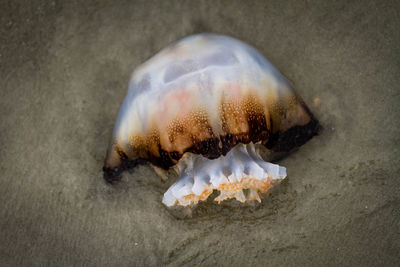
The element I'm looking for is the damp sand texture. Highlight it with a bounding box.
[0,0,399,266]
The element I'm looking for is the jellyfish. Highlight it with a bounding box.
[103,34,319,207]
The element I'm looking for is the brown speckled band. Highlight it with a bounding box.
[103,104,320,183]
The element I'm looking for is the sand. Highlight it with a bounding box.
[0,0,399,265]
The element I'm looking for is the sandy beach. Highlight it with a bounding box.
[0,0,399,265]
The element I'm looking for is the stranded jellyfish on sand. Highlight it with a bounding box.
[103,34,319,207]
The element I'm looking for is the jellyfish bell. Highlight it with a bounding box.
[103,33,319,207]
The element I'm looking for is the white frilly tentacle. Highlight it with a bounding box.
[162,143,286,207]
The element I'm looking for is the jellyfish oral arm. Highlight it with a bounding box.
[162,142,286,207]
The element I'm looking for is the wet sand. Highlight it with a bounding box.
[1,0,399,266]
